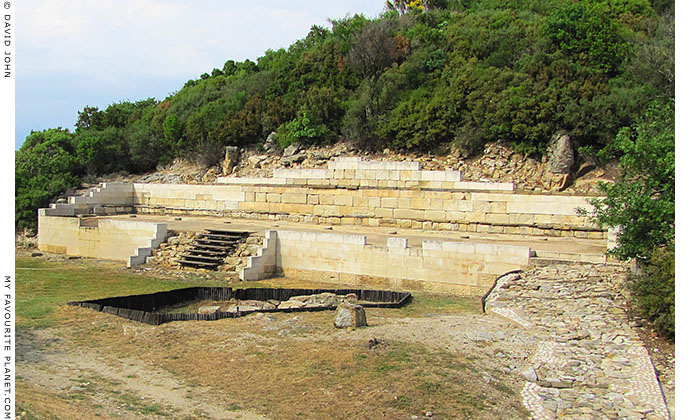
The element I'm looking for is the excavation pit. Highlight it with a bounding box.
[68,287,412,325]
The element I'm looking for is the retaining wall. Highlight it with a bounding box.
[241,230,532,295]
[134,183,602,238]
[37,216,167,267]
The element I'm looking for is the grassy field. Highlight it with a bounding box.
[15,255,528,420]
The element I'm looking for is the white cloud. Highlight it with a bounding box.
[16,0,383,148]
[20,0,383,81]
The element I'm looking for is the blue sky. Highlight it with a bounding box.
[16,0,385,149]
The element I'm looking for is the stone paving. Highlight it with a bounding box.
[485,263,671,420]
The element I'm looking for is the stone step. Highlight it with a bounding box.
[187,249,227,256]
[192,244,234,251]
[199,233,244,240]
[180,254,224,262]
[204,229,249,237]
[194,238,241,245]
[173,259,220,268]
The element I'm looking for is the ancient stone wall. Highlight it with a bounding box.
[37,216,166,267]
[40,158,604,240]
[241,230,532,295]
[134,183,602,239]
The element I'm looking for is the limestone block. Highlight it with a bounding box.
[334,195,354,206]
[424,210,447,222]
[351,207,375,218]
[485,213,510,224]
[319,194,335,205]
[393,209,425,220]
[381,197,399,208]
[387,237,408,249]
[410,198,429,210]
[314,205,341,217]
[334,303,367,328]
[282,193,308,204]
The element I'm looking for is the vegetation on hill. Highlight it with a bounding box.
[586,99,675,338]
[15,0,674,336]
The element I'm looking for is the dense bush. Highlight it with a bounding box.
[585,100,674,337]
[16,0,674,232]
[587,100,674,262]
[628,246,674,338]
[16,129,82,230]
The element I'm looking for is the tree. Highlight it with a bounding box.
[586,100,674,261]
[16,129,81,230]
[345,19,408,83]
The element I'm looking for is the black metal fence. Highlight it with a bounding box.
[68,287,412,325]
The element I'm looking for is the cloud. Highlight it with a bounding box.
[16,0,383,148]
[20,0,383,80]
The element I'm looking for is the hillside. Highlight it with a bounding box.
[16,0,674,230]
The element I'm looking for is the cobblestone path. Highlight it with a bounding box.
[485,262,670,420]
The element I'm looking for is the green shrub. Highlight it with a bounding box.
[628,245,674,338]
[587,100,674,261]
[275,111,329,150]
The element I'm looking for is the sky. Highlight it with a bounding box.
[15,0,386,149]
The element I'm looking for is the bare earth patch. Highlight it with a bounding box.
[17,290,532,419]
[16,255,671,420]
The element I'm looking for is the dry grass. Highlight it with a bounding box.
[17,256,529,420]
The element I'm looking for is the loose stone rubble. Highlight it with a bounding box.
[485,263,670,420]
[80,141,614,196]
[148,231,264,275]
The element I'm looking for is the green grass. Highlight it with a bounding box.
[15,257,224,329]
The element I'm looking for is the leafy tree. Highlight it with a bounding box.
[346,18,408,82]
[586,100,674,261]
[16,129,81,230]
[73,127,129,175]
[544,1,625,75]
[76,106,104,131]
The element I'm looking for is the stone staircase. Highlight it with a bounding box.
[174,229,249,270]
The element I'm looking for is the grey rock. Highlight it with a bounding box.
[334,303,367,329]
[277,300,306,309]
[548,132,575,174]
[222,146,240,175]
[164,174,181,184]
[283,142,302,157]
[280,152,307,166]
[521,366,538,382]
[198,306,221,314]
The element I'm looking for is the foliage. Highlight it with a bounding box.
[276,112,330,149]
[15,2,674,229]
[586,100,674,261]
[627,245,674,338]
[15,129,81,230]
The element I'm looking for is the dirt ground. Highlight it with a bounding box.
[16,268,535,420]
[15,252,674,420]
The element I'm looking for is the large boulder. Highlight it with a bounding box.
[279,152,307,166]
[282,142,302,157]
[334,303,367,329]
[198,306,221,314]
[221,146,240,176]
[263,132,278,154]
[548,132,575,174]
